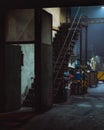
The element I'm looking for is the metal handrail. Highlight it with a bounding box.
[54,14,82,84]
[54,7,81,71]
[54,6,89,84]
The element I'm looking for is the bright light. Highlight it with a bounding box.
[102,6,104,8]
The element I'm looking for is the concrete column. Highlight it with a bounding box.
[0,10,5,112]
[34,8,42,110]
[35,9,53,111]
[41,10,53,109]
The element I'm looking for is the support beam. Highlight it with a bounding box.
[34,8,42,111]
[80,27,83,90]
[80,28,82,66]
[85,26,88,65]
[1,0,104,9]
[0,10,5,112]
[88,18,104,24]
[34,9,53,111]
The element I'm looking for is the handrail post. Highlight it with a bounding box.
[80,26,83,90]
[85,26,88,65]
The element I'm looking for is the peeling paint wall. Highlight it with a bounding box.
[20,44,35,95]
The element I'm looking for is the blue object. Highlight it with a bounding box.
[64,71,69,76]
[75,72,85,80]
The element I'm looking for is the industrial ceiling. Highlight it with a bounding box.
[1,0,104,9]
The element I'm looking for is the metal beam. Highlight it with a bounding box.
[88,18,104,24]
[1,0,104,9]
[85,26,88,65]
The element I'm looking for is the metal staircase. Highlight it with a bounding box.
[53,7,88,102]
[22,79,36,107]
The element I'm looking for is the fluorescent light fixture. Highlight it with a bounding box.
[102,6,104,8]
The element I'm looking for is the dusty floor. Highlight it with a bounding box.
[23,82,104,130]
[1,82,104,130]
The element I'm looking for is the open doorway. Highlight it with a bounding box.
[4,9,35,111]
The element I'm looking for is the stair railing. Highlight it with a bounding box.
[54,13,83,84]
[53,9,89,85]
[54,7,81,72]
[54,7,81,83]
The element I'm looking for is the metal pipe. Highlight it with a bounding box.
[80,27,83,88]
[85,26,88,65]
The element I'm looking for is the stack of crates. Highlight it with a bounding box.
[70,81,81,95]
[87,71,98,87]
[70,72,86,95]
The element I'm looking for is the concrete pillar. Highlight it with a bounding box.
[0,10,5,112]
[34,8,42,110]
[35,9,53,111]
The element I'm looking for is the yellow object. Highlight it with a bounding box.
[97,71,104,81]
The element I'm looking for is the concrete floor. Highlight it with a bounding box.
[22,82,104,130]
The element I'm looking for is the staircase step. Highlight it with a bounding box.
[54,67,67,73]
[31,82,35,88]
[23,99,35,107]
[28,88,35,94]
[81,21,88,27]
[53,22,77,101]
[59,23,70,29]
[68,28,81,32]
[25,94,35,100]
[71,39,76,43]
